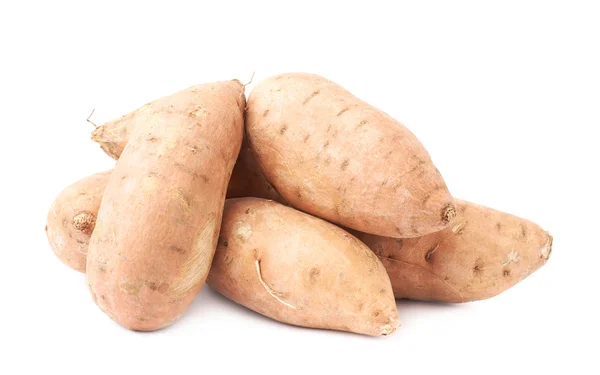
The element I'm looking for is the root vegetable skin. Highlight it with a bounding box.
[246,73,455,238]
[46,170,111,272]
[86,81,245,331]
[207,198,399,336]
[353,200,552,302]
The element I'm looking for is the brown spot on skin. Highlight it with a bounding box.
[121,175,127,180]
[425,245,439,262]
[503,269,511,277]
[337,107,350,116]
[146,136,158,142]
[373,310,381,317]
[394,226,403,235]
[444,276,450,281]
[100,295,106,300]
[76,239,86,245]
[169,245,186,254]
[303,90,320,105]
[245,208,253,214]
[355,120,368,130]
[379,289,386,294]
[199,175,209,183]
[395,239,403,248]
[158,283,169,294]
[520,223,527,239]
[357,302,364,311]
[442,204,457,225]
[279,125,288,135]
[303,134,310,142]
[324,156,331,165]
[263,109,269,117]
[421,194,431,207]
[332,205,341,217]
[496,222,502,231]
[97,266,107,273]
[146,281,158,291]
[309,268,320,284]
[473,260,484,275]
[295,187,302,200]
[340,159,350,170]
[323,140,330,149]
[392,183,401,193]
[222,240,228,247]
[326,124,332,132]
[73,212,96,235]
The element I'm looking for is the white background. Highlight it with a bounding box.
[1,1,598,374]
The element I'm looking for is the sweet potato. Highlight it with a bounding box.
[353,200,553,302]
[86,81,245,331]
[45,170,111,272]
[245,73,455,238]
[206,198,399,336]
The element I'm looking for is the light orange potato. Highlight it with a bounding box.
[352,200,553,302]
[207,198,399,336]
[86,81,245,331]
[45,170,111,272]
[246,73,455,238]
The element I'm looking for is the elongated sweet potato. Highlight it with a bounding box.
[207,198,399,336]
[353,200,553,302]
[86,81,245,331]
[46,170,111,272]
[246,73,455,238]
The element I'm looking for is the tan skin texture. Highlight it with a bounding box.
[46,170,111,272]
[245,73,456,238]
[207,198,399,336]
[352,200,553,302]
[87,81,245,331]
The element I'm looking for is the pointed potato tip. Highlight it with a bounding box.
[379,316,401,336]
[540,232,553,261]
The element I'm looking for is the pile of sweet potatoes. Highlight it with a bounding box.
[45,73,552,336]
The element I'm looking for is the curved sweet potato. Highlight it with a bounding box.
[207,198,399,336]
[246,73,455,238]
[353,200,552,302]
[86,81,245,331]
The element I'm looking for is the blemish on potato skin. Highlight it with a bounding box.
[303,134,311,142]
[425,245,439,263]
[323,140,330,149]
[303,90,320,105]
[496,222,502,231]
[337,107,350,116]
[395,239,403,249]
[279,125,288,135]
[355,120,368,130]
[473,259,484,275]
[520,223,527,239]
[503,269,511,277]
[263,109,269,117]
[421,194,431,207]
[309,267,320,284]
[340,159,350,171]
[169,245,186,254]
[324,156,331,165]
